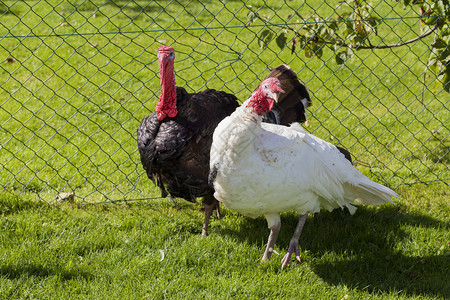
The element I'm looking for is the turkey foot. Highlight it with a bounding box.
[213,199,221,220]
[281,239,301,269]
[261,221,281,262]
[281,213,307,269]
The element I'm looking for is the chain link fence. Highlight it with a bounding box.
[0,0,448,204]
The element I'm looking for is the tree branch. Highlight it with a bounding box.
[355,22,440,49]
[253,12,440,50]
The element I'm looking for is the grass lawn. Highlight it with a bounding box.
[0,184,449,299]
[0,0,448,298]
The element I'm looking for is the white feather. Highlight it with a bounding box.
[210,103,397,222]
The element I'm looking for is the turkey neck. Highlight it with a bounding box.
[156,56,200,122]
[221,98,263,162]
[156,52,177,121]
[160,60,175,99]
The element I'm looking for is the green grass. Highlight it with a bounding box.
[0,1,448,297]
[0,0,448,202]
[0,184,448,299]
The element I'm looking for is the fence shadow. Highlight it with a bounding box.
[215,205,449,298]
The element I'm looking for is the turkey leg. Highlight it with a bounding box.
[202,194,221,236]
[261,218,281,262]
[281,213,307,269]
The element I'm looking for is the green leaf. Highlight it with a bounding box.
[367,15,380,29]
[443,70,450,92]
[431,38,447,49]
[434,0,446,14]
[304,46,314,58]
[438,48,450,61]
[247,11,257,25]
[335,51,348,64]
[276,30,287,50]
[314,44,323,59]
[344,21,354,36]
[327,20,339,31]
[437,66,450,92]
[305,44,323,59]
[442,30,450,44]
[319,25,332,39]
[258,29,274,49]
[423,15,439,25]
[427,51,438,73]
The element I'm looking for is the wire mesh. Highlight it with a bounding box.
[0,0,448,204]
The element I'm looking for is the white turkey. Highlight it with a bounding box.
[209,77,398,268]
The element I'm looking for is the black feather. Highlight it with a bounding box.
[208,163,219,189]
[336,146,352,164]
[137,86,238,201]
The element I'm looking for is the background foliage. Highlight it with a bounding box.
[250,0,450,91]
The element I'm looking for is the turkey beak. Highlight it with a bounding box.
[272,88,284,103]
[273,92,280,103]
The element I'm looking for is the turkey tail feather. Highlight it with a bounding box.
[344,180,398,208]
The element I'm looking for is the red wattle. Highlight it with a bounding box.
[156,46,177,121]
[155,98,178,121]
[268,98,274,111]
[246,91,274,116]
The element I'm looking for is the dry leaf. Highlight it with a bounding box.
[56,192,75,202]
[291,37,297,54]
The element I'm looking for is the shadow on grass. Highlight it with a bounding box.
[0,193,47,216]
[429,139,449,165]
[0,263,93,281]
[216,206,450,298]
[99,1,169,19]
[412,137,450,165]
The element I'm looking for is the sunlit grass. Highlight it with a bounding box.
[0,183,448,299]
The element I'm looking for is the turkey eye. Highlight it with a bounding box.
[169,52,174,58]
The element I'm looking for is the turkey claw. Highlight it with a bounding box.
[215,202,221,220]
[281,240,301,269]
